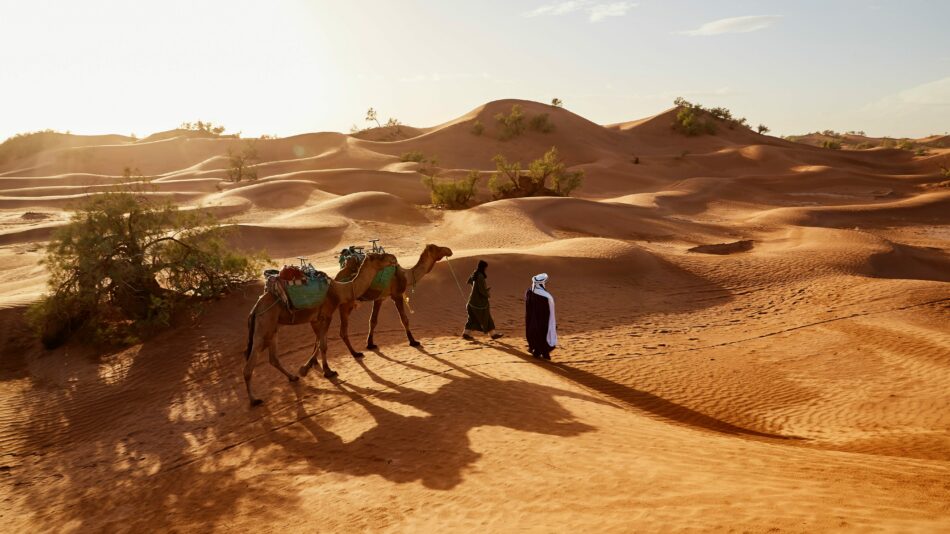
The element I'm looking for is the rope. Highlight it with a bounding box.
[445,257,469,306]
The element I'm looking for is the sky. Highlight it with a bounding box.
[1,0,948,141]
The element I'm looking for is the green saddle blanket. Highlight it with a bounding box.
[284,275,330,309]
[370,266,397,292]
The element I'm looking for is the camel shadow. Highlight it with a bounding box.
[259,345,613,490]
[490,340,803,441]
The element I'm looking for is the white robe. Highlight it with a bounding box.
[531,282,558,347]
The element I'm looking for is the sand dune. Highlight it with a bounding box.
[0,99,948,532]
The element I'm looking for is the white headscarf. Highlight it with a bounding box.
[530,273,557,347]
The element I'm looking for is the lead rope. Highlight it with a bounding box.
[445,257,469,308]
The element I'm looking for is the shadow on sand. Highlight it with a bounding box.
[489,340,803,441]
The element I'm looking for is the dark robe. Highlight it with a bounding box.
[525,290,554,357]
[465,272,495,332]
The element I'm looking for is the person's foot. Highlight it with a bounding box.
[532,351,541,359]
[541,353,551,360]
[462,334,475,341]
[490,333,504,340]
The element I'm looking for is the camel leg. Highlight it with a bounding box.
[299,330,320,377]
[267,335,298,382]
[317,317,338,379]
[243,324,265,407]
[392,295,420,347]
[338,302,364,359]
[365,299,384,350]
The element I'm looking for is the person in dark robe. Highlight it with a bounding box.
[525,273,557,359]
[462,260,503,340]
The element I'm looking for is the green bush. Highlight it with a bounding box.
[896,140,916,151]
[757,124,770,134]
[422,170,480,209]
[551,98,563,108]
[495,104,526,140]
[179,121,226,136]
[529,113,555,133]
[488,147,582,199]
[914,147,930,156]
[30,176,262,347]
[470,120,484,136]
[821,140,842,150]
[400,150,427,163]
[672,97,755,135]
[855,142,874,150]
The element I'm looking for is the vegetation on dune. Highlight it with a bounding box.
[488,147,582,199]
[495,104,556,140]
[226,141,259,182]
[671,97,752,136]
[470,120,485,136]
[821,140,842,150]
[551,98,563,108]
[400,150,427,163]
[0,129,70,165]
[29,169,262,348]
[757,124,770,134]
[421,170,481,209]
[179,121,227,136]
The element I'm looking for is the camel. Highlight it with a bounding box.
[334,243,453,357]
[243,252,398,406]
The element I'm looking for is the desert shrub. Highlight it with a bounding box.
[855,142,874,150]
[551,98,563,108]
[179,121,226,136]
[470,120,485,136]
[488,147,582,199]
[673,105,716,136]
[914,147,930,156]
[672,97,754,135]
[881,138,896,149]
[757,124,770,134]
[29,176,261,347]
[896,140,916,151]
[495,104,526,140]
[421,170,480,209]
[0,129,69,165]
[400,150,426,163]
[940,163,950,178]
[529,113,556,133]
[226,141,259,182]
[821,140,842,150]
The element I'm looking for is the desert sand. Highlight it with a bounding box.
[0,99,948,532]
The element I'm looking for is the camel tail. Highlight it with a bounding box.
[245,298,261,360]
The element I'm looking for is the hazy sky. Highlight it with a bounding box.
[2,0,948,141]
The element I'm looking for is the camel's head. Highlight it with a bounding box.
[362,252,398,271]
[424,243,453,262]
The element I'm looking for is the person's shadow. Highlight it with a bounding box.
[490,340,803,441]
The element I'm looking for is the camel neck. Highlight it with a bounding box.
[405,253,436,287]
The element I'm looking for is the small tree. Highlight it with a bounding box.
[226,141,259,182]
[29,175,261,347]
[757,124,770,134]
[530,147,582,196]
[421,170,480,209]
[495,104,526,140]
[551,98,563,108]
[366,107,381,128]
[470,120,485,136]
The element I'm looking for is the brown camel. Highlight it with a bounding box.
[243,252,398,406]
[334,243,453,357]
